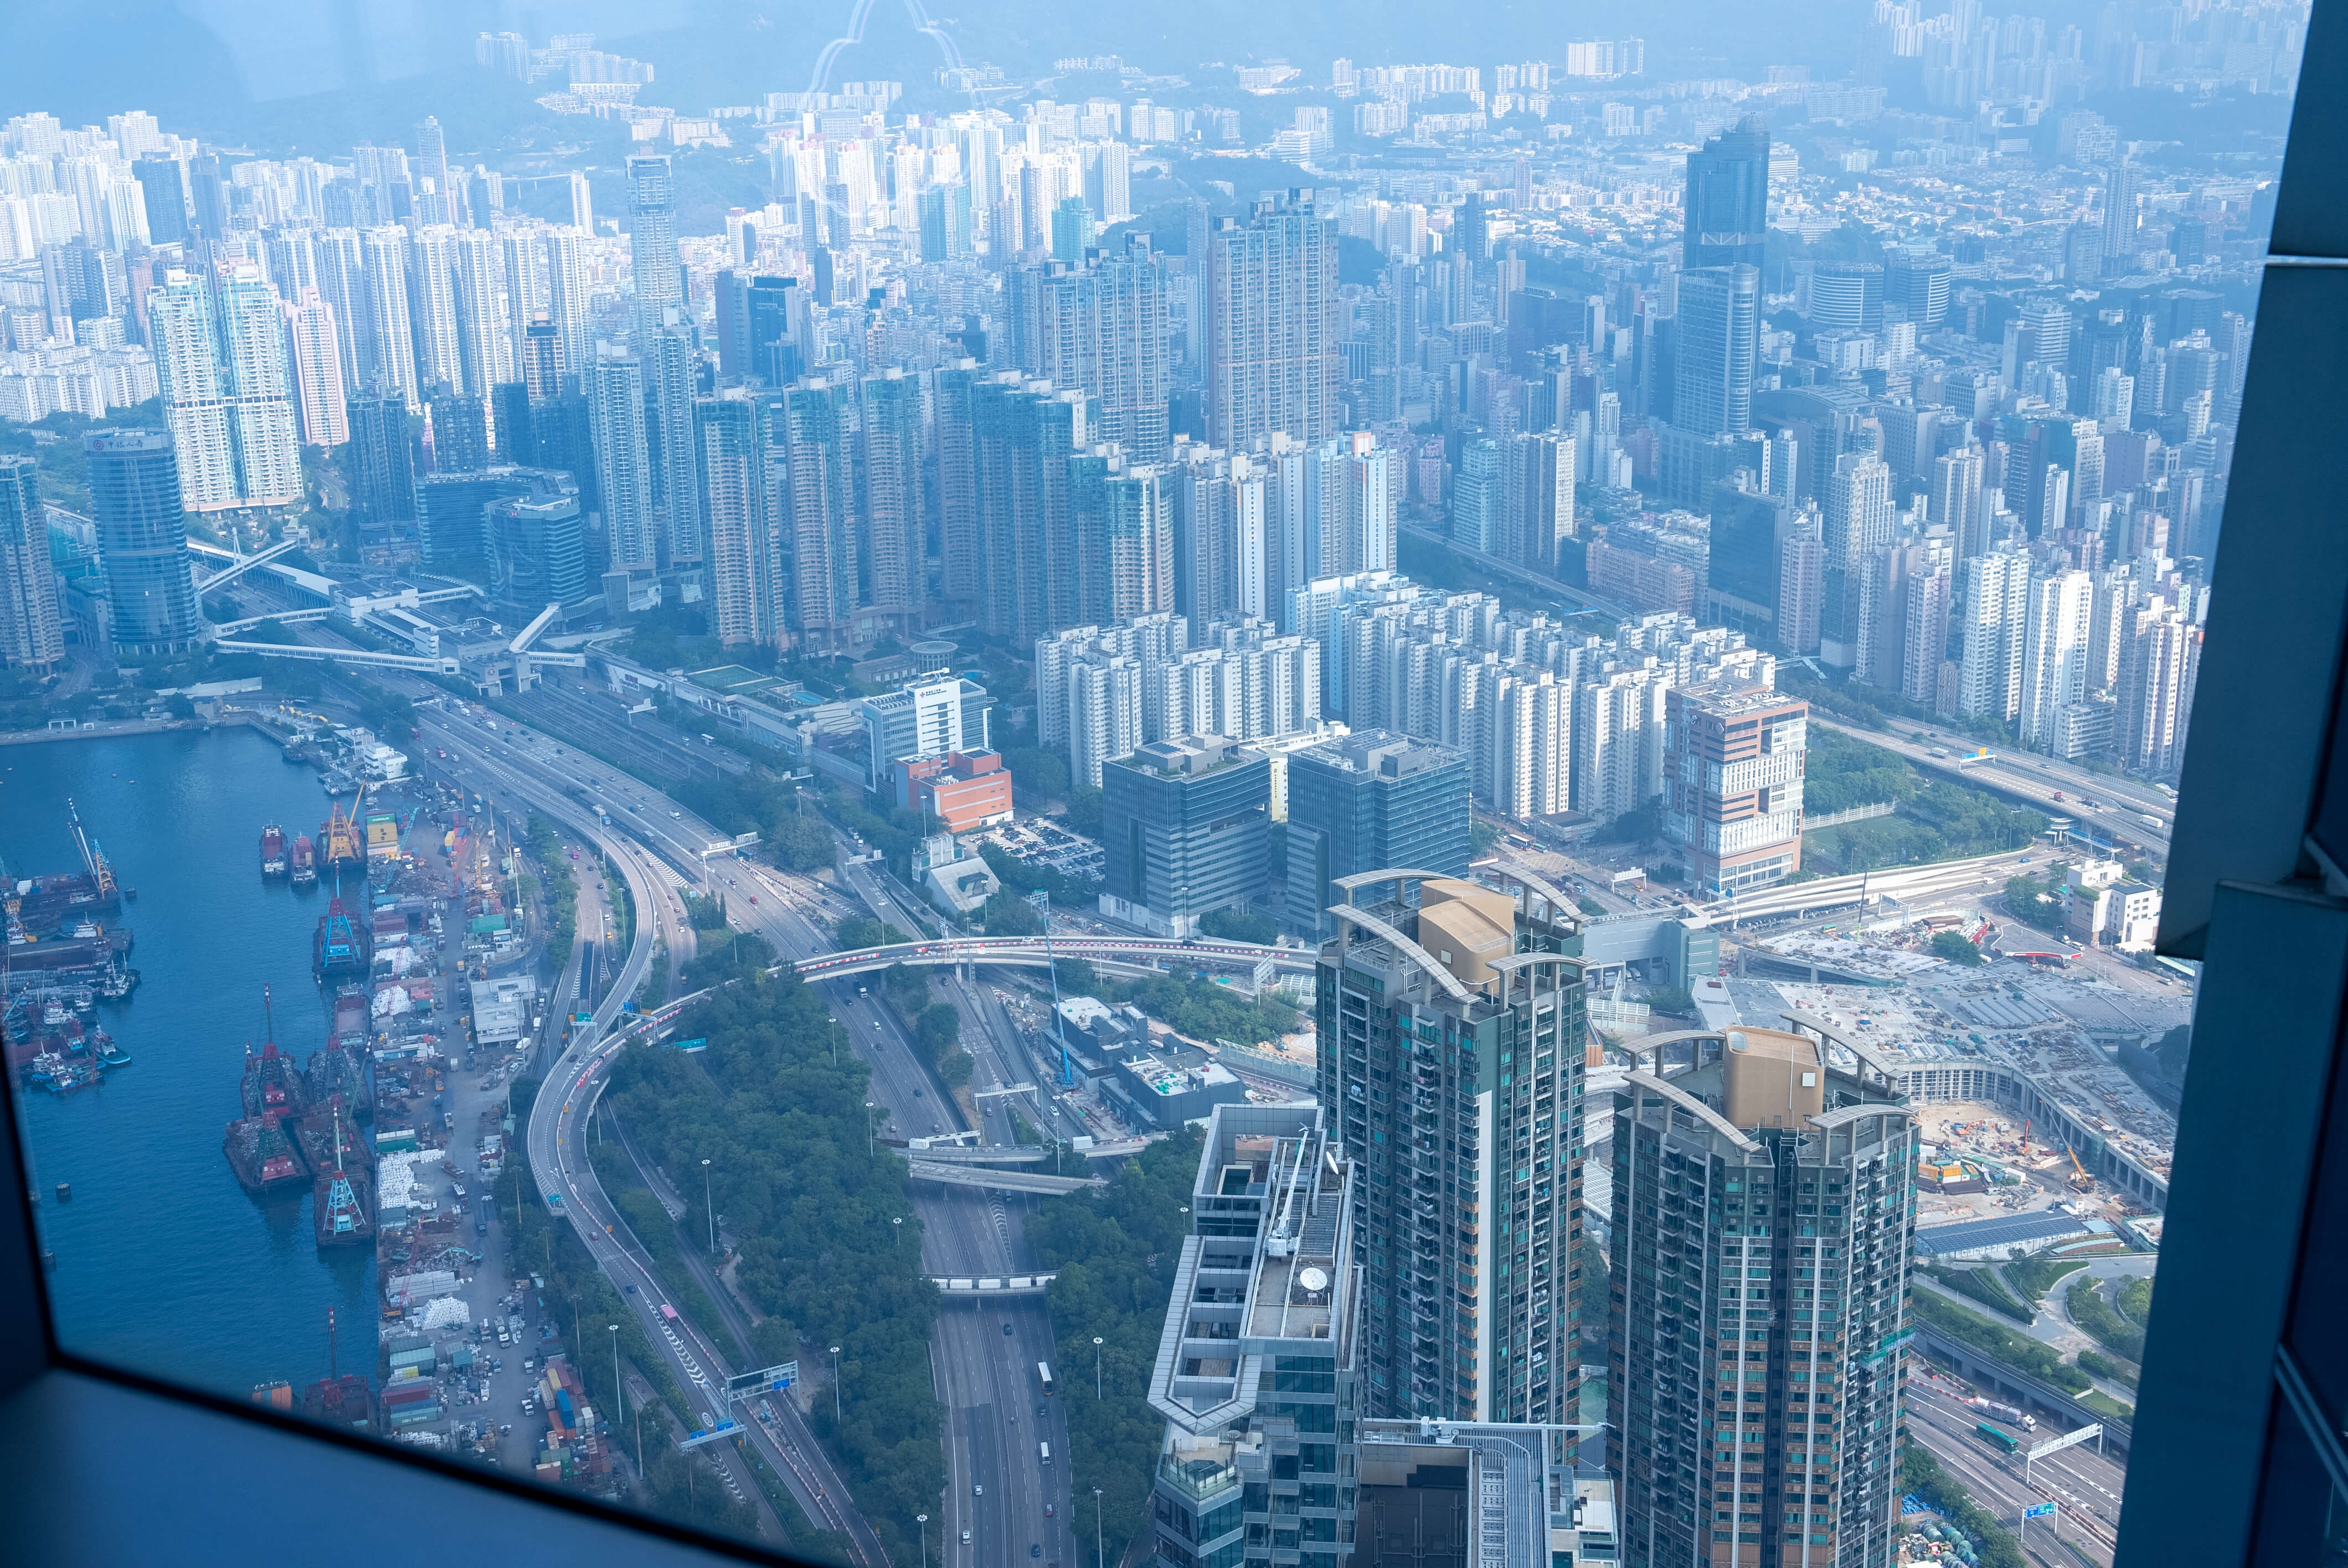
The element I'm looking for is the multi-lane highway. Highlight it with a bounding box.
[1906,1368,2126,1568]
[424,711,886,1564]
[423,697,1080,1568]
[719,855,1079,1568]
[1810,716,2174,854]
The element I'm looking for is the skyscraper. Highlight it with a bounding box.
[1207,191,1341,451]
[1671,265,1759,437]
[359,226,420,409]
[1956,547,2030,723]
[282,286,349,446]
[345,392,416,535]
[146,269,236,510]
[0,456,64,673]
[1099,735,1271,937]
[568,171,594,234]
[87,429,202,656]
[585,348,656,573]
[862,369,925,625]
[1145,1104,1360,1568]
[2019,568,2095,751]
[694,393,776,648]
[625,154,682,311]
[1284,730,1471,940]
[1682,115,1770,272]
[641,305,702,569]
[779,376,858,644]
[1317,868,1585,1423]
[133,155,188,247]
[1610,1023,1918,1568]
[217,265,303,507]
[1008,239,1171,462]
[934,359,984,606]
[1661,683,1808,893]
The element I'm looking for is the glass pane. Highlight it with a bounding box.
[0,4,2311,1567]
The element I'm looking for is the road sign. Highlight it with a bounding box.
[679,1421,742,1451]
[664,1036,709,1053]
[2024,1503,2056,1519]
[2028,1423,2103,1460]
[724,1361,799,1400]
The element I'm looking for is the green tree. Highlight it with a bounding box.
[1028,1130,1206,1568]
[1931,929,1986,966]
[917,1002,961,1054]
[1199,906,1279,945]
[604,974,945,1568]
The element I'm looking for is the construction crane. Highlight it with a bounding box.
[2065,1144,2096,1192]
[65,798,117,900]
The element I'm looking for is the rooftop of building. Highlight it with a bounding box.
[1150,1104,1354,1440]
[1116,734,1261,780]
[1673,679,1807,718]
[1297,729,1459,780]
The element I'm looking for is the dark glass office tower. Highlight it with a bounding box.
[86,429,201,657]
[1100,736,1271,937]
[133,155,188,247]
[1673,265,1760,437]
[346,393,417,537]
[186,152,230,243]
[1283,731,1470,940]
[1683,116,1770,273]
[1609,1024,1918,1568]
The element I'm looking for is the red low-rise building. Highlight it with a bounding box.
[892,750,1016,832]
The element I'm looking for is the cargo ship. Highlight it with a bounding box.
[290,834,318,888]
[307,1095,376,1249]
[320,798,365,870]
[313,897,372,981]
[224,1108,311,1195]
[259,823,289,879]
[3,912,133,975]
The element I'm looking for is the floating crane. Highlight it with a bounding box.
[65,798,117,900]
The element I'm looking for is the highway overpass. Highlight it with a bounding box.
[796,932,1309,981]
[905,1159,1104,1195]
[930,1274,1058,1297]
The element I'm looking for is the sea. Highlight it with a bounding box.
[3,726,377,1399]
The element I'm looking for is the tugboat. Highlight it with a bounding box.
[259,823,289,879]
[290,834,318,888]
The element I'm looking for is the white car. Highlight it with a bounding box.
[974,1485,984,1497]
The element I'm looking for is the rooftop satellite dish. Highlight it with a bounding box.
[1297,1266,1330,1293]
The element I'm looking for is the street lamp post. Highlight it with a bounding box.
[830,1344,843,1425]
[1094,1487,1105,1568]
[608,1323,622,1442]
[1093,1335,1104,1399]
[917,1514,929,1568]
[892,1215,904,1252]
[866,1102,877,1158]
[702,1158,715,1253]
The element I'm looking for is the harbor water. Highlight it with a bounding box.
[3,727,377,1395]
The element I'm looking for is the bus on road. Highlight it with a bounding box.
[1038,1362,1056,1396]
[1975,1422,2020,1454]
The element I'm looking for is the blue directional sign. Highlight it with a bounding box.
[2024,1503,2056,1519]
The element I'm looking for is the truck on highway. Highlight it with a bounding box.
[1965,1397,2036,1429]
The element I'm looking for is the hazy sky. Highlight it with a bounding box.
[3,0,1879,137]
